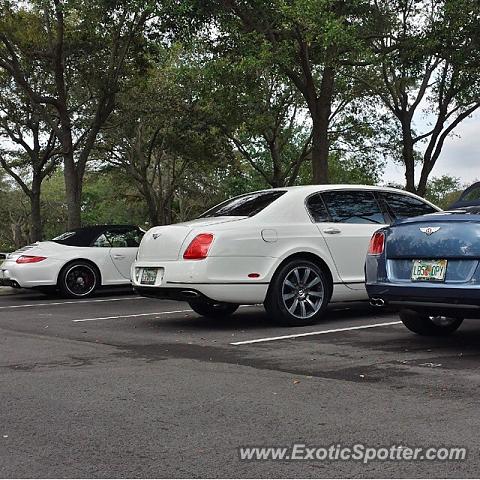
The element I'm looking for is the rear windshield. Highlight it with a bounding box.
[52,230,92,247]
[200,191,286,218]
[378,192,437,219]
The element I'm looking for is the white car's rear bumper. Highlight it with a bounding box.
[0,258,62,288]
[131,257,272,304]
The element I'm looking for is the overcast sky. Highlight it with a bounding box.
[383,112,480,187]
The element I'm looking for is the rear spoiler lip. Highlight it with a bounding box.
[392,213,480,226]
[449,201,480,209]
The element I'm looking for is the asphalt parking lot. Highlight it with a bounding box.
[1,287,480,478]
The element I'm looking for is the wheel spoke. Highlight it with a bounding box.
[299,300,307,317]
[306,276,320,288]
[284,279,296,289]
[288,298,299,314]
[308,290,323,298]
[293,269,301,285]
[283,292,296,300]
[305,297,317,311]
[302,268,311,284]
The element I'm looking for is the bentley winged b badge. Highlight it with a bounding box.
[419,226,441,235]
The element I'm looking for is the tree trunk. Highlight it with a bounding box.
[147,204,159,227]
[30,177,43,242]
[142,184,160,227]
[12,221,23,249]
[416,163,433,197]
[64,160,82,229]
[62,129,83,229]
[161,196,174,225]
[57,99,82,229]
[401,121,416,193]
[311,118,330,184]
[311,66,335,185]
[269,138,284,187]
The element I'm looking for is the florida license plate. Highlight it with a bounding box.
[140,268,158,285]
[411,259,447,282]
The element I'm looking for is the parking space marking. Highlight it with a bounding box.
[72,309,193,322]
[230,321,402,345]
[0,296,142,310]
[72,304,258,322]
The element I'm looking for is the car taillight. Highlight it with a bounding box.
[16,255,47,264]
[183,234,214,260]
[368,231,385,255]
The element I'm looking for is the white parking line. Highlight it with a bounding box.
[72,309,193,322]
[230,321,403,345]
[0,296,143,310]
[72,305,257,322]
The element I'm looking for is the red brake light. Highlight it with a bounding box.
[183,234,214,260]
[16,255,47,264]
[368,231,385,255]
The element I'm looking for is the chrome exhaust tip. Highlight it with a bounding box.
[370,298,385,307]
[180,290,201,298]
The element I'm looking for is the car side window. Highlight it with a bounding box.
[108,232,129,248]
[378,192,437,219]
[93,229,144,248]
[93,233,111,247]
[321,191,386,224]
[306,194,330,222]
[122,229,144,247]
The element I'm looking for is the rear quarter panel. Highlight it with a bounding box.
[201,220,340,284]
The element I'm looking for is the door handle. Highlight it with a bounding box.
[113,254,126,259]
[323,227,341,234]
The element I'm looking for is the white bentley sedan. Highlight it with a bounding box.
[132,186,439,325]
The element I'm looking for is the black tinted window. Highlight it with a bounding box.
[322,191,385,224]
[463,187,480,202]
[379,192,436,219]
[306,194,330,222]
[52,230,93,246]
[201,191,286,218]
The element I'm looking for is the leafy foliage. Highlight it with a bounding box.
[0,0,477,246]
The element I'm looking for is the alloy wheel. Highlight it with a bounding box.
[281,266,325,319]
[65,265,97,297]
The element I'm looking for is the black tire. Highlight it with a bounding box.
[188,300,239,318]
[58,261,100,299]
[264,259,330,326]
[399,309,463,336]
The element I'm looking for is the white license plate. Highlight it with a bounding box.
[140,268,158,285]
[411,259,447,282]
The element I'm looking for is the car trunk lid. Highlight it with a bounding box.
[137,216,246,261]
[387,214,480,259]
[386,214,480,284]
[6,242,44,260]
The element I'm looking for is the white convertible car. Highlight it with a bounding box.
[1,225,144,298]
[132,185,439,325]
